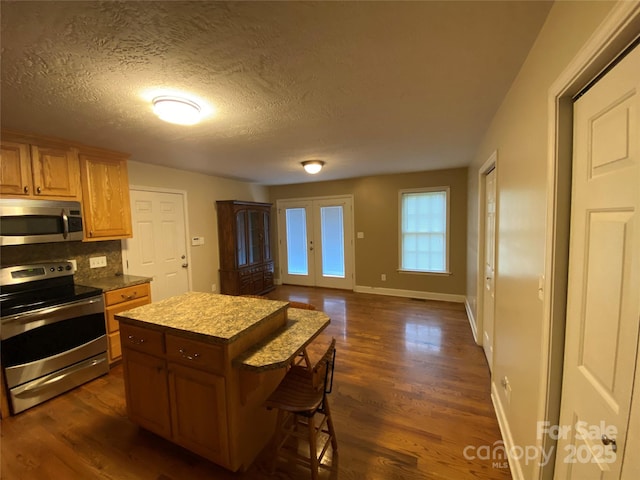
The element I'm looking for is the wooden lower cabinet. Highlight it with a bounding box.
[104,283,151,364]
[120,323,231,468]
[122,349,172,438]
[119,321,284,472]
[168,363,228,464]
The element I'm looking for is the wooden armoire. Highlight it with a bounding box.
[216,200,275,295]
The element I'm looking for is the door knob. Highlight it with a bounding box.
[601,434,617,452]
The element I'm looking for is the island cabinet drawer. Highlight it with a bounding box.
[166,335,225,374]
[120,323,164,356]
[105,283,151,306]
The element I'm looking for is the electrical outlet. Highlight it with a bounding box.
[89,256,107,268]
[381,273,386,281]
[212,283,217,292]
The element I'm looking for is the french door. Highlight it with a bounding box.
[277,196,354,290]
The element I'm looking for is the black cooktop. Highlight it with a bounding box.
[0,276,103,318]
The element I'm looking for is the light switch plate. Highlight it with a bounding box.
[192,236,205,246]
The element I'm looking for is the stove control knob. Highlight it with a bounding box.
[58,266,64,271]
[65,265,72,271]
[50,267,55,272]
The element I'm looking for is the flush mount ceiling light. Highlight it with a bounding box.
[152,96,202,125]
[302,160,325,174]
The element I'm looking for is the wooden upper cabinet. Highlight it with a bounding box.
[0,141,31,196]
[30,145,80,198]
[1,129,133,241]
[0,138,80,199]
[79,152,133,241]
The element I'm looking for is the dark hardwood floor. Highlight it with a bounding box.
[1,286,511,480]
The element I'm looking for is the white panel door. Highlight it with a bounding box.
[123,189,190,301]
[278,196,354,290]
[482,167,496,370]
[555,45,639,478]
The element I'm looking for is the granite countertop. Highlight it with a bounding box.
[77,274,152,292]
[234,308,330,371]
[115,291,289,344]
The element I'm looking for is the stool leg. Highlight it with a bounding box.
[308,413,319,480]
[324,398,338,451]
[270,409,285,474]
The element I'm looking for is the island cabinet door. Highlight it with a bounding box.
[168,362,230,466]
[122,349,171,439]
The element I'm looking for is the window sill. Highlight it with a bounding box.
[398,269,452,277]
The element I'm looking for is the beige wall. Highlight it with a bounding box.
[127,160,268,294]
[269,167,467,296]
[465,2,617,478]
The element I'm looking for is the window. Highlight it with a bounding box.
[399,187,449,273]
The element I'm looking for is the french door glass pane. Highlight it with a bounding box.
[285,208,308,275]
[320,206,345,278]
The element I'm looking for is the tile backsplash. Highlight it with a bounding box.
[1,240,123,284]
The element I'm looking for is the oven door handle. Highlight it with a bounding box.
[11,355,107,401]
[1,296,104,340]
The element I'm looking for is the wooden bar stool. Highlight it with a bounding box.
[265,338,338,479]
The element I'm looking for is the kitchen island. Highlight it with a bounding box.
[115,292,330,472]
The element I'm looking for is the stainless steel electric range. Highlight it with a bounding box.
[0,262,108,414]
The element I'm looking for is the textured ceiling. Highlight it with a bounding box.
[1,1,552,185]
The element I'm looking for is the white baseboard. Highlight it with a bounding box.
[353,285,465,303]
[465,297,479,343]
[492,382,524,480]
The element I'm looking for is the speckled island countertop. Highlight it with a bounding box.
[115,291,290,344]
[234,308,330,371]
[115,291,331,371]
[77,274,152,292]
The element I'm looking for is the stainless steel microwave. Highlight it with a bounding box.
[0,199,84,246]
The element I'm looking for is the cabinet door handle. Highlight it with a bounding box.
[23,185,29,194]
[36,186,42,194]
[127,335,145,345]
[121,293,136,300]
[179,348,200,361]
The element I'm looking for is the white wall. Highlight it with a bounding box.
[466,2,617,478]
[127,160,268,294]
